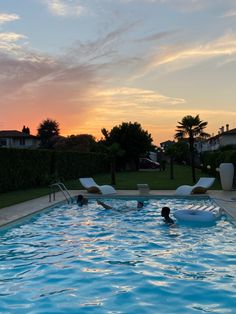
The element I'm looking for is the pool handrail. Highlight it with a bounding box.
[50,182,74,204]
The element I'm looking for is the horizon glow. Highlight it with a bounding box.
[0,0,236,145]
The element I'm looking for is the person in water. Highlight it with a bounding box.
[137,201,144,208]
[97,200,144,210]
[161,206,174,224]
[77,194,88,206]
[96,199,112,209]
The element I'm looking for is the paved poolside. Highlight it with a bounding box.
[0,189,236,228]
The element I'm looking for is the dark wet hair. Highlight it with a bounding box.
[77,194,84,203]
[161,206,170,217]
[137,201,144,208]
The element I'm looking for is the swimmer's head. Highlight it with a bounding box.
[161,206,170,218]
[137,201,144,208]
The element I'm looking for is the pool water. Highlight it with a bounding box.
[0,197,236,313]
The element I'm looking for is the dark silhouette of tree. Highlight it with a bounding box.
[102,122,153,170]
[107,143,125,185]
[165,142,189,180]
[175,114,209,182]
[37,118,60,149]
[54,134,97,152]
[101,128,109,141]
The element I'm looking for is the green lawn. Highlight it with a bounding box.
[0,165,220,209]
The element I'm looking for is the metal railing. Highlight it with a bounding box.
[49,182,74,204]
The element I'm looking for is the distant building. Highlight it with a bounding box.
[0,130,39,149]
[195,124,236,153]
[160,140,175,152]
[148,151,157,161]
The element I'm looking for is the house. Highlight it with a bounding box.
[195,124,236,153]
[0,130,40,149]
[219,127,236,147]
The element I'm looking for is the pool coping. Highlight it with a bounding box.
[0,189,236,228]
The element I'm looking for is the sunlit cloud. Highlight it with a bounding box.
[97,87,185,106]
[137,33,236,77]
[0,13,20,24]
[42,0,85,16]
[167,34,236,62]
[0,32,27,56]
[0,32,26,42]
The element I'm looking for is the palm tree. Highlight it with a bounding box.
[175,115,210,182]
[106,143,124,185]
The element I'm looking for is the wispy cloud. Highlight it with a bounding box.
[132,32,236,78]
[0,13,20,24]
[222,9,236,18]
[42,0,85,16]
[159,0,210,12]
[97,87,185,106]
[134,30,178,43]
[66,22,139,65]
[158,33,236,64]
[121,0,210,12]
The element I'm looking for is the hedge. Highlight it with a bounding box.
[0,148,108,192]
[201,149,236,186]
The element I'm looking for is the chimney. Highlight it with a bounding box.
[226,124,229,132]
[221,126,224,133]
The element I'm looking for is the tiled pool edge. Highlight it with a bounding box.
[0,189,236,228]
[0,191,79,228]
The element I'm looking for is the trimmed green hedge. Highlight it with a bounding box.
[0,148,108,192]
[202,150,236,170]
[54,151,109,181]
[201,149,236,186]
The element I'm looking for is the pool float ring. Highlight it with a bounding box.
[174,209,216,223]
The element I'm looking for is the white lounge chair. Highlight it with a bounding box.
[175,177,215,196]
[79,177,116,195]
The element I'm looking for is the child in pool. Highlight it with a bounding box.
[77,194,88,206]
[161,206,175,224]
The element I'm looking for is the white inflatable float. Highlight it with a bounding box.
[174,209,216,223]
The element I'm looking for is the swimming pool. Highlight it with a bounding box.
[0,197,236,313]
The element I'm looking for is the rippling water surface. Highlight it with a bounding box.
[0,198,236,313]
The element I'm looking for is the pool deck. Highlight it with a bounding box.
[0,189,236,228]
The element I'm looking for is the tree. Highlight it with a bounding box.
[37,118,60,149]
[106,143,125,185]
[54,134,97,152]
[170,141,190,164]
[102,122,153,170]
[175,114,210,182]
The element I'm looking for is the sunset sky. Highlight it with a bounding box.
[1,0,236,145]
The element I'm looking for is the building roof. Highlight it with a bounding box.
[160,140,175,146]
[0,130,38,139]
[202,128,236,143]
[223,128,236,135]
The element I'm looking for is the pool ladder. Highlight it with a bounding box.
[49,182,74,204]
